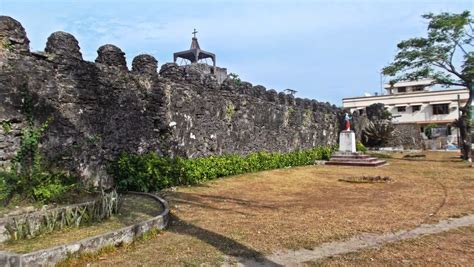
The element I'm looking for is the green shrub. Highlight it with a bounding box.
[112,146,336,192]
[356,141,367,153]
[228,73,242,86]
[0,84,79,205]
[32,172,76,201]
[0,170,76,204]
[0,117,77,204]
[424,123,438,139]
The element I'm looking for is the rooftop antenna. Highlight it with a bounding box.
[380,72,384,95]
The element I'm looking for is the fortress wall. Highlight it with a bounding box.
[0,16,340,186]
[159,64,339,158]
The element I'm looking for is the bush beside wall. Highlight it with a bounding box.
[112,146,335,192]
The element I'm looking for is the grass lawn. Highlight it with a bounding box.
[313,225,474,266]
[65,151,473,266]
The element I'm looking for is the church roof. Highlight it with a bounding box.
[173,29,215,67]
[190,37,200,50]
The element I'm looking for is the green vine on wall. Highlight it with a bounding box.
[1,38,14,52]
[225,102,234,123]
[288,107,296,115]
[0,82,77,204]
[303,109,313,127]
[1,121,12,133]
[11,118,52,178]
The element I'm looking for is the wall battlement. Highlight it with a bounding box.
[0,16,340,186]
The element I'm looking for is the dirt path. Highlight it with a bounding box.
[230,214,474,266]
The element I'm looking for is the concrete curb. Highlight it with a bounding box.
[0,199,99,243]
[0,192,169,267]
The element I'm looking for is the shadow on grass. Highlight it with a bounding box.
[168,214,281,266]
[393,158,464,163]
[161,191,282,265]
[161,191,278,218]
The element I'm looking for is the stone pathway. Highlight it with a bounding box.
[226,214,474,266]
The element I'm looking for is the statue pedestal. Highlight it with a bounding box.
[327,130,387,167]
[339,130,356,153]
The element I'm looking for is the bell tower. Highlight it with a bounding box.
[173,29,216,67]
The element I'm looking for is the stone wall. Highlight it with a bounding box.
[388,124,423,150]
[159,64,339,158]
[0,16,340,186]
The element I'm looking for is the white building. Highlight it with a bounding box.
[343,79,469,145]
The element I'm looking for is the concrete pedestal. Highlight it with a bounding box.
[326,130,386,167]
[339,130,356,153]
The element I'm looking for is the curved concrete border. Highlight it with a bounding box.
[0,199,99,243]
[0,192,169,267]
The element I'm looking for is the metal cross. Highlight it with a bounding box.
[192,28,198,38]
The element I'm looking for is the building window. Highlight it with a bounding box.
[412,86,424,91]
[397,87,406,93]
[432,104,449,115]
[397,106,406,112]
[412,105,421,112]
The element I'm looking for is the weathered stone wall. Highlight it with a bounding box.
[0,16,340,185]
[0,16,166,186]
[159,64,339,157]
[388,124,423,150]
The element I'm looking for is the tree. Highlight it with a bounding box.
[362,103,394,147]
[383,11,473,161]
[366,103,392,121]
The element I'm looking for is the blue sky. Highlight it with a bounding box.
[1,0,471,105]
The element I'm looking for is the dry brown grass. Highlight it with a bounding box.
[65,151,473,266]
[313,225,474,266]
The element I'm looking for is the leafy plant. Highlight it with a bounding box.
[228,73,242,86]
[424,123,438,139]
[0,84,78,204]
[356,141,367,153]
[366,103,392,120]
[1,121,12,133]
[111,146,336,192]
[2,117,76,203]
[225,102,234,123]
[1,38,14,51]
[11,118,51,177]
[362,120,395,148]
[362,103,394,148]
